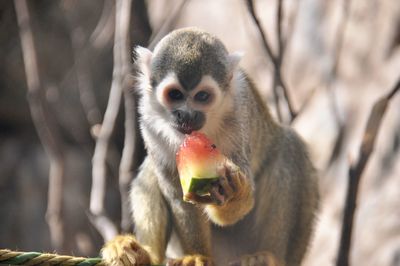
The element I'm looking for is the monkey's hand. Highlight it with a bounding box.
[167,255,213,266]
[101,235,152,266]
[186,160,254,226]
[229,252,282,266]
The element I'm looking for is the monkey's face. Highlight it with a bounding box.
[154,73,223,134]
[136,28,241,139]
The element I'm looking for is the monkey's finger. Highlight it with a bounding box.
[217,174,234,202]
[224,160,243,191]
[236,170,248,188]
[184,192,214,204]
[217,161,236,194]
[120,253,134,266]
[126,248,151,266]
[123,244,150,266]
[224,165,236,191]
[166,258,179,266]
[209,185,226,205]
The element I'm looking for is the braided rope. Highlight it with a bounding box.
[0,249,106,266]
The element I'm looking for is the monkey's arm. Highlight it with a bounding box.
[131,158,171,263]
[102,158,171,265]
[205,168,254,226]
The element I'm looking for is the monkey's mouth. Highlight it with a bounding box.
[176,124,194,134]
[171,110,205,135]
[174,123,203,135]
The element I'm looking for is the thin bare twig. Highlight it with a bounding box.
[89,0,115,50]
[282,0,299,54]
[246,0,281,120]
[63,2,125,189]
[118,0,152,232]
[14,0,66,251]
[148,0,188,50]
[245,0,276,64]
[245,0,296,122]
[276,0,284,58]
[326,0,352,166]
[291,87,318,123]
[55,1,115,115]
[336,77,400,266]
[64,8,103,135]
[275,0,297,122]
[272,0,284,122]
[118,0,135,233]
[330,0,351,81]
[271,76,283,121]
[281,0,308,122]
[90,0,134,241]
[119,85,136,233]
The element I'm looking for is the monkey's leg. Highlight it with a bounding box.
[164,189,213,265]
[102,235,152,266]
[102,157,171,266]
[131,158,172,264]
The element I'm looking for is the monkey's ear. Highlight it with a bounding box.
[228,51,243,78]
[134,46,153,77]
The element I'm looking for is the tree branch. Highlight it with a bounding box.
[118,0,135,233]
[276,0,284,58]
[89,0,134,241]
[245,0,296,122]
[336,77,400,266]
[245,0,276,63]
[326,0,352,166]
[273,0,284,122]
[118,0,151,233]
[148,0,188,50]
[14,0,66,251]
[89,0,115,50]
[63,4,103,137]
[282,0,299,54]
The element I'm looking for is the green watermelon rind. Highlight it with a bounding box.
[185,176,220,196]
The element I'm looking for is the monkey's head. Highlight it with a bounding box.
[136,28,241,140]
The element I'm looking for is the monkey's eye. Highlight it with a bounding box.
[194,91,211,103]
[167,89,184,101]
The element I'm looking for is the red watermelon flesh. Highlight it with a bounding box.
[176,132,224,200]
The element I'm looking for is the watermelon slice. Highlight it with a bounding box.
[176,132,224,201]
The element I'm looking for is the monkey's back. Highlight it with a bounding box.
[210,72,319,265]
[212,129,318,265]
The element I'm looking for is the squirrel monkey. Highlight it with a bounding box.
[102,28,319,266]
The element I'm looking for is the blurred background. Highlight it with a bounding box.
[0,0,399,265]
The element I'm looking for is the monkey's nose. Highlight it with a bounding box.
[173,110,190,125]
[172,110,205,134]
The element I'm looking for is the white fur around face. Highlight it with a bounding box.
[134,54,184,168]
[196,77,233,139]
[188,75,223,112]
[138,71,240,156]
[139,87,184,168]
[135,44,242,167]
[135,46,153,78]
[155,73,182,110]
